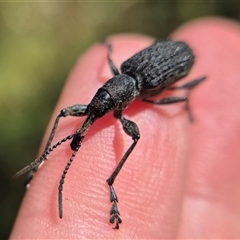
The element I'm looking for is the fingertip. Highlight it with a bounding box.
[172,17,240,42]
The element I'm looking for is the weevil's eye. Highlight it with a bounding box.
[88,89,115,118]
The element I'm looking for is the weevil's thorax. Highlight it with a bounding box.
[102,74,139,110]
[121,40,195,99]
[87,74,139,120]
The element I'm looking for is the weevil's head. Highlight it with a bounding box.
[88,88,116,119]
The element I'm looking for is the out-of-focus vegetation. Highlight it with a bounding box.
[1,2,240,238]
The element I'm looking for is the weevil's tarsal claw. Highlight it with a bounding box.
[109,213,122,229]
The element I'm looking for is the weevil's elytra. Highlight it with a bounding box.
[13,39,206,229]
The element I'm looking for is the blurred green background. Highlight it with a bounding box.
[1,1,240,238]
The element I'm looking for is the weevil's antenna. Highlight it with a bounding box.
[12,134,75,179]
[58,137,83,219]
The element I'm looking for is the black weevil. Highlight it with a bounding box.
[13,40,205,229]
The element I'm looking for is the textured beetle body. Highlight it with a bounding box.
[88,41,194,118]
[121,41,194,98]
[13,39,205,230]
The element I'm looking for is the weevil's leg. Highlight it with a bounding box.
[143,76,206,122]
[24,104,88,186]
[12,134,75,180]
[44,104,88,152]
[106,110,140,229]
[104,42,120,76]
[143,96,188,105]
[143,96,193,121]
[169,76,206,121]
[168,76,206,91]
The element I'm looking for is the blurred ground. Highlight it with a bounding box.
[0,2,240,238]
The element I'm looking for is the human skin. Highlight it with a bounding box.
[10,18,240,238]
